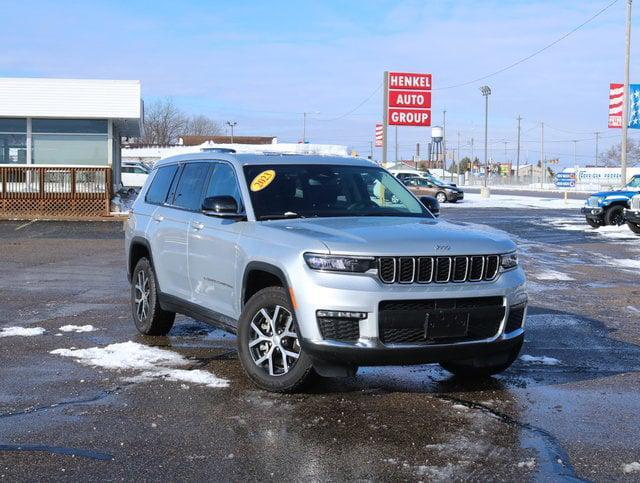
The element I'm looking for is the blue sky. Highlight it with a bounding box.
[1,0,639,166]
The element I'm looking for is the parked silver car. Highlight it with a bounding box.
[125,153,527,392]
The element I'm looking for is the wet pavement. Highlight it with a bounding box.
[0,210,639,481]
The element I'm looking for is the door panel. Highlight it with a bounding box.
[187,162,245,320]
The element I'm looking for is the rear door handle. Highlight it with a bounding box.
[153,215,164,223]
[191,221,205,231]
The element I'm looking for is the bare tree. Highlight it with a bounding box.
[185,115,222,137]
[142,98,187,145]
[599,139,640,167]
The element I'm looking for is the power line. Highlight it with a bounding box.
[435,0,619,90]
[317,83,383,122]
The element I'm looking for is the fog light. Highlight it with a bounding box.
[316,310,368,319]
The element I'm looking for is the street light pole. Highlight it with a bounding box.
[226,121,237,143]
[480,86,491,190]
[302,111,320,143]
[621,0,633,187]
[516,116,522,183]
[595,131,600,167]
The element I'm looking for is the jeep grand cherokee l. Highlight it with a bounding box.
[125,154,527,392]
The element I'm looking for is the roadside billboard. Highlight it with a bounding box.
[386,72,432,127]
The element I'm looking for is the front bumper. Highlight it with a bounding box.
[447,191,464,201]
[581,206,604,220]
[625,209,640,224]
[291,266,527,366]
[301,330,524,366]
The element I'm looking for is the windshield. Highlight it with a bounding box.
[243,164,432,220]
[627,176,640,188]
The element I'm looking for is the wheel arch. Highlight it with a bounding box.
[241,262,290,308]
[128,237,154,283]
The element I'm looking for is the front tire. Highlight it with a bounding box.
[585,217,602,229]
[604,205,625,226]
[237,287,315,392]
[627,221,640,234]
[436,191,447,203]
[439,339,523,378]
[131,258,175,335]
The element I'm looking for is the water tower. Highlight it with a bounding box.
[430,126,444,169]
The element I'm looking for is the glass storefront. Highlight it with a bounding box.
[32,119,108,166]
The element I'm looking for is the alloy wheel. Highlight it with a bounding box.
[134,270,150,322]
[248,305,300,376]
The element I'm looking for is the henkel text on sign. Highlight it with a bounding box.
[388,109,430,126]
[388,90,431,109]
[386,71,431,126]
[388,73,432,90]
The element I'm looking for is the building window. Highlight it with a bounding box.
[32,119,108,166]
[0,118,27,164]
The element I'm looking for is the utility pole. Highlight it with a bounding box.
[480,86,491,190]
[540,122,545,188]
[516,116,522,183]
[470,137,474,164]
[621,0,633,187]
[442,109,447,168]
[595,131,600,167]
[573,140,578,166]
[226,121,237,143]
[369,141,373,160]
[303,112,307,143]
[456,131,461,180]
[415,143,420,169]
[395,126,398,162]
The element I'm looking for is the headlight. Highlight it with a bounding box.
[304,253,374,273]
[500,252,518,271]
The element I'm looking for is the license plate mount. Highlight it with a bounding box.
[424,311,470,339]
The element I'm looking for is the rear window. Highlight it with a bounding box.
[145,165,178,205]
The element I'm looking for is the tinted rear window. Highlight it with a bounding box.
[145,165,178,205]
[172,163,210,211]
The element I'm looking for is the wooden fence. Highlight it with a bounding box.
[0,166,112,218]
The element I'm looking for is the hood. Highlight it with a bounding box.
[263,217,515,256]
[591,189,639,199]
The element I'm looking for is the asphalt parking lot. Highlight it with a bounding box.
[1,208,639,481]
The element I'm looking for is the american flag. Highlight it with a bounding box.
[629,84,640,129]
[609,83,624,129]
[375,123,383,147]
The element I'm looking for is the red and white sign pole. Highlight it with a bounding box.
[381,71,432,165]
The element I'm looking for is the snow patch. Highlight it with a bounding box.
[59,324,97,333]
[50,341,228,388]
[520,354,561,365]
[0,326,45,337]
[605,258,640,270]
[517,458,536,469]
[627,306,640,314]
[546,218,640,240]
[532,269,574,281]
[447,193,583,209]
[452,404,468,411]
[623,462,640,474]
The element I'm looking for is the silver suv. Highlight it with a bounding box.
[125,153,527,392]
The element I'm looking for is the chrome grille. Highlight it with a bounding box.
[378,255,501,284]
[631,195,640,211]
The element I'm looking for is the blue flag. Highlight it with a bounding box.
[630,84,640,129]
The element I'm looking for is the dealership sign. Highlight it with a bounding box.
[386,72,432,127]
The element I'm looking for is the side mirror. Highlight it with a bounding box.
[420,196,440,217]
[202,196,242,218]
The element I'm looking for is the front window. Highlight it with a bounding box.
[627,176,640,189]
[0,118,27,164]
[32,119,108,166]
[243,164,432,220]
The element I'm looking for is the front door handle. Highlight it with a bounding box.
[191,221,205,231]
[153,215,164,223]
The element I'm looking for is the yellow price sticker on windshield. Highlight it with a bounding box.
[250,170,276,192]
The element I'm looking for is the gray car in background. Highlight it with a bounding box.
[125,153,527,392]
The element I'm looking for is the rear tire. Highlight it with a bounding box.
[237,287,315,392]
[604,205,625,226]
[627,221,640,234]
[439,339,523,378]
[585,217,602,229]
[131,258,175,336]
